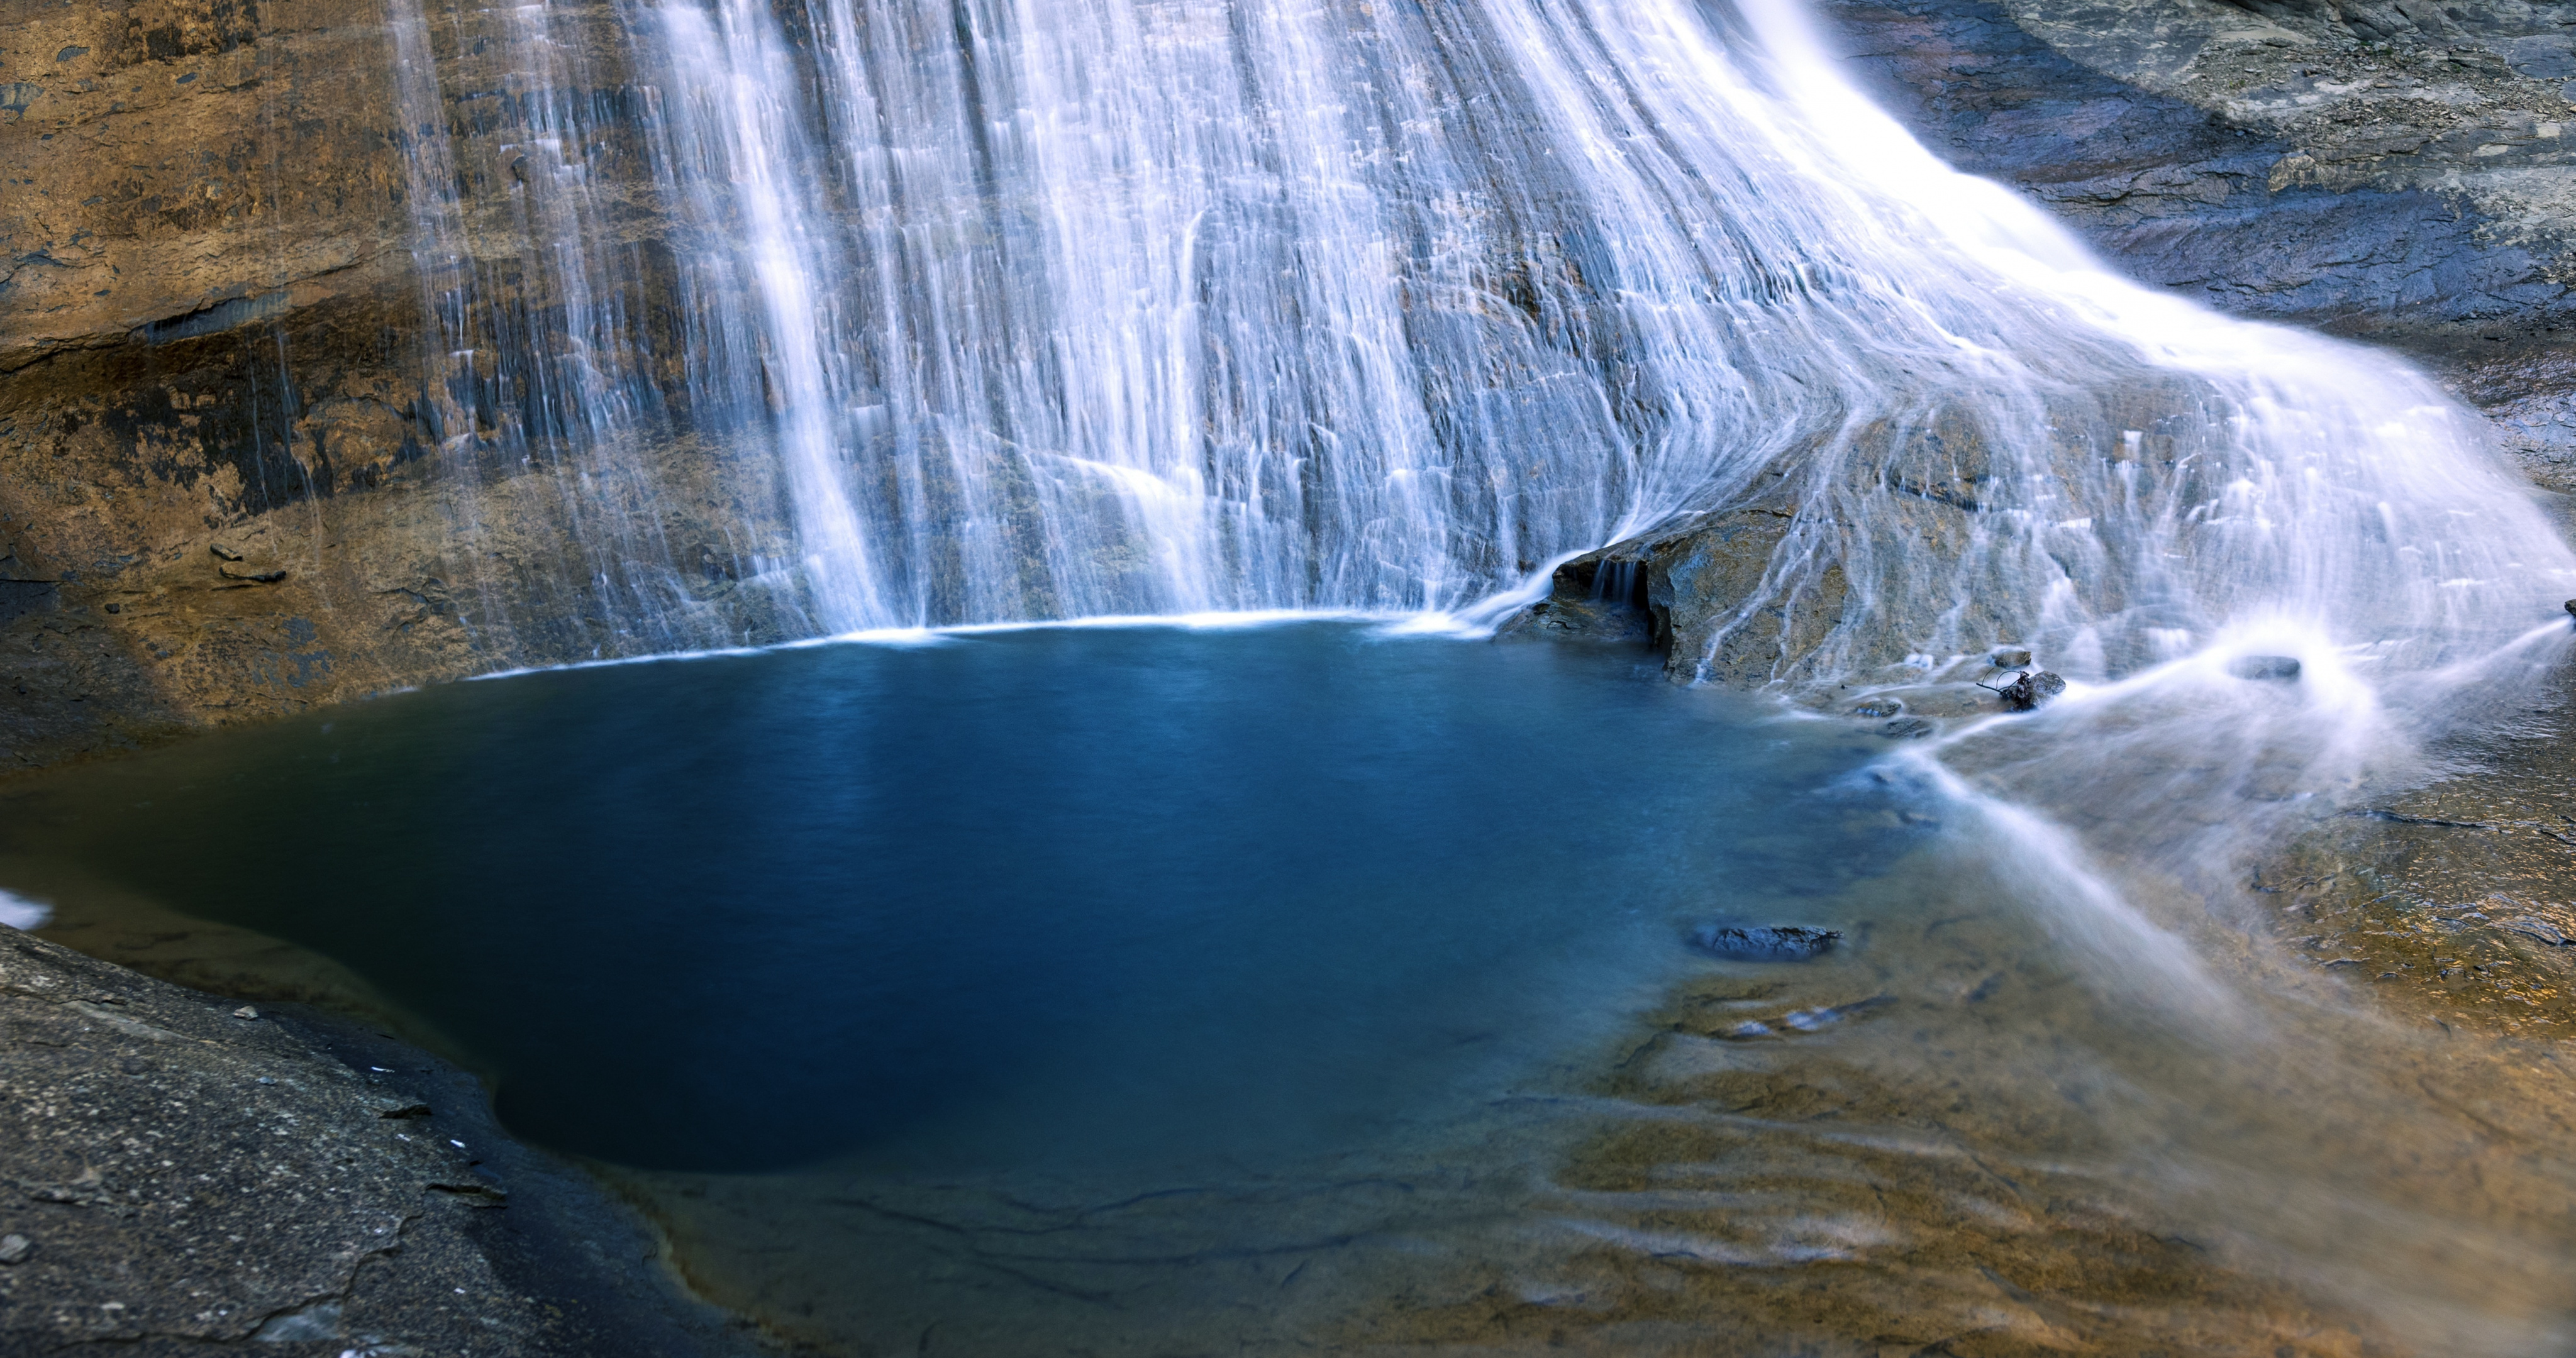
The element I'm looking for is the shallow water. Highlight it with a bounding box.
[9,624,2576,1355]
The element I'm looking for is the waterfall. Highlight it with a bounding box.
[382,0,2573,680]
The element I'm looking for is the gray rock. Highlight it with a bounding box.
[1821,0,2576,349]
[0,925,753,1356]
[1689,924,1844,962]
[2228,655,2304,681]
[1880,717,1936,739]
[1990,648,2033,668]
[1852,697,1906,719]
[1992,670,2068,712]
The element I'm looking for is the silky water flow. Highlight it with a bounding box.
[11,0,2576,1351]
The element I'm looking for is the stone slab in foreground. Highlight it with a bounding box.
[0,924,757,1357]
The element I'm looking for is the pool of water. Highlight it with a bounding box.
[0,622,1907,1179]
[13,622,2576,1356]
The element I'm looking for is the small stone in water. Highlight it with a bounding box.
[2563,599,2576,619]
[1728,1020,1773,1038]
[233,1005,258,1020]
[1879,717,1934,739]
[2227,655,2302,682]
[1689,924,1842,961]
[1851,697,1904,719]
[0,1234,29,1264]
[1995,671,2065,712]
[1990,648,2033,668]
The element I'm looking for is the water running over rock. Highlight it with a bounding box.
[386,0,2572,699]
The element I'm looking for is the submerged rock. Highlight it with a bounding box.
[1688,924,1843,962]
[1851,697,1905,719]
[1880,717,1935,739]
[1989,648,2033,669]
[2228,655,2303,682]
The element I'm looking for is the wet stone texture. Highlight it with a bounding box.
[0,924,753,1356]
[1350,974,2384,1356]
[2261,668,2576,1036]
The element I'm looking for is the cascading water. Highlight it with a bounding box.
[385,0,2570,680]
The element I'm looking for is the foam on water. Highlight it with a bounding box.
[0,889,52,931]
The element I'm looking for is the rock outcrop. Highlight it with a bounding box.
[0,922,751,1354]
[1822,0,2576,350]
[0,0,802,773]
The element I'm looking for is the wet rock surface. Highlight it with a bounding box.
[0,924,755,1355]
[1818,0,2576,527]
[2260,665,2576,1035]
[1821,0,2576,349]
[0,0,812,774]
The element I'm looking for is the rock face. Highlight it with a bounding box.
[0,0,806,773]
[0,923,749,1354]
[1818,0,2576,510]
[1821,0,2576,350]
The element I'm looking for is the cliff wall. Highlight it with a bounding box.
[1,0,793,772]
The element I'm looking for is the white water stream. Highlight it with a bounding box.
[387,0,2572,665]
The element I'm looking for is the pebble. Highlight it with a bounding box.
[0,1234,29,1264]
[233,1006,258,1020]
